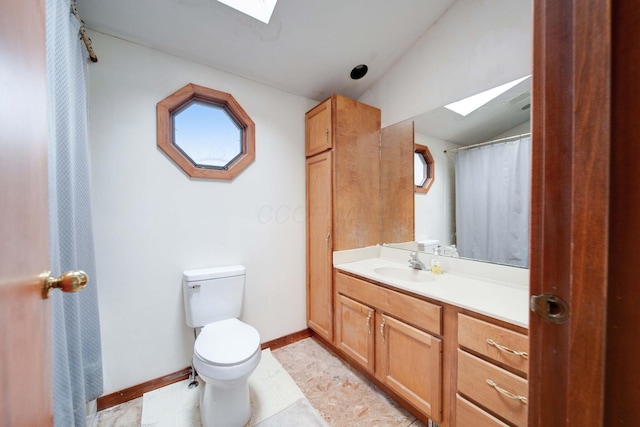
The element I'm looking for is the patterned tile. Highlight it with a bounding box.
[272,338,425,427]
[96,337,425,426]
[94,397,142,427]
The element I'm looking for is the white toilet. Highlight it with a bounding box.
[183,265,261,427]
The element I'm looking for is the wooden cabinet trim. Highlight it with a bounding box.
[306,151,333,341]
[456,395,510,427]
[458,313,529,376]
[377,313,443,422]
[335,294,375,373]
[335,271,442,336]
[305,98,332,157]
[457,350,528,427]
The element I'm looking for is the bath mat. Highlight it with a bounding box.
[140,348,321,426]
[253,398,328,427]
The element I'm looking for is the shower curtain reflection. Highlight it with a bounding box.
[455,136,531,267]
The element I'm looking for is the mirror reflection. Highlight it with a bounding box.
[388,75,532,268]
[173,101,243,169]
[414,144,435,194]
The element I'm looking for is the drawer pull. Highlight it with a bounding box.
[486,339,528,359]
[486,379,528,404]
[380,318,386,342]
[366,312,372,334]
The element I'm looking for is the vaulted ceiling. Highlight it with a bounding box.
[78,0,455,101]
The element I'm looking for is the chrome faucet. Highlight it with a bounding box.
[408,251,427,270]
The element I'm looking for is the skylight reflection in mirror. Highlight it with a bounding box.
[444,75,531,117]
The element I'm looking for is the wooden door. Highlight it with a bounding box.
[305,98,332,157]
[605,1,640,423]
[306,151,333,341]
[335,294,375,373]
[376,313,442,422]
[530,0,640,424]
[0,0,52,424]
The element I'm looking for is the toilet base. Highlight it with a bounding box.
[199,380,251,427]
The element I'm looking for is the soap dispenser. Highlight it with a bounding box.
[431,247,442,275]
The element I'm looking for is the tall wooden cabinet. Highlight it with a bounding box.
[306,151,333,339]
[305,94,381,342]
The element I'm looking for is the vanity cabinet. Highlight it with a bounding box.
[335,271,443,422]
[305,95,381,342]
[456,313,529,426]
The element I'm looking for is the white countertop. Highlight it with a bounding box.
[333,246,530,328]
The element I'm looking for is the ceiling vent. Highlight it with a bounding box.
[508,91,531,106]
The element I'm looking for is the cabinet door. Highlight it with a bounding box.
[306,151,333,341]
[336,294,375,373]
[377,313,442,422]
[306,98,332,157]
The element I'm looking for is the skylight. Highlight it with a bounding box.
[444,75,531,117]
[215,0,278,24]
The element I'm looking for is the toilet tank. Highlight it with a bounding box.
[183,265,246,328]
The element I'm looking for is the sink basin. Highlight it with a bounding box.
[373,266,435,283]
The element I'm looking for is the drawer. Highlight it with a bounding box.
[458,313,529,375]
[335,272,441,335]
[456,394,509,427]
[457,350,528,427]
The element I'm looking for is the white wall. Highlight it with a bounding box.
[359,0,533,127]
[414,133,457,247]
[87,31,316,394]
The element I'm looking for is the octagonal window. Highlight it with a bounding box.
[157,83,255,180]
[414,144,435,193]
[173,101,242,169]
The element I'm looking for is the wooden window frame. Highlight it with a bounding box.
[414,143,435,193]
[157,83,255,180]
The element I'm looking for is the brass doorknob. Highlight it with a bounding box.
[41,270,89,299]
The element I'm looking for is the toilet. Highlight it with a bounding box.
[183,265,261,427]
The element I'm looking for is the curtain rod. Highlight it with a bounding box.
[70,0,98,63]
[444,132,531,154]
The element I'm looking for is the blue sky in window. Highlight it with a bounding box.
[173,101,242,168]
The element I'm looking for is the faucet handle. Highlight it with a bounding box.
[410,251,419,260]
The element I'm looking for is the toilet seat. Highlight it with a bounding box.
[195,318,260,366]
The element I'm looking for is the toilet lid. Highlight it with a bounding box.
[195,318,260,365]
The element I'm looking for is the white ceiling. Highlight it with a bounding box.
[78,0,456,101]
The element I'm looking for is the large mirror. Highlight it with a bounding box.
[385,75,532,268]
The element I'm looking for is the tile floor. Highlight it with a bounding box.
[92,337,425,427]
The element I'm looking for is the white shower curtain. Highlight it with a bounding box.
[455,136,531,267]
[47,0,103,425]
